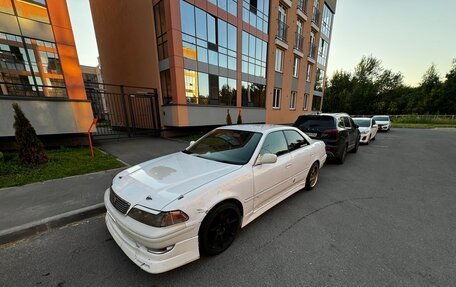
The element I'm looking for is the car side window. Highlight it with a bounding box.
[343,117,352,128]
[372,119,376,126]
[337,118,345,128]
[284,130,308,152]
[260,131,289,157]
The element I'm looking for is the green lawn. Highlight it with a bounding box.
[392,122,456,128]
[0,147,124,188]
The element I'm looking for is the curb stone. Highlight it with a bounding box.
[0,203,106,245]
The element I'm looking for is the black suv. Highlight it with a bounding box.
[293,113,360,164]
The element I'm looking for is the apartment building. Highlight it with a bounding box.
[90,0,336,127]
[0,0,92,141]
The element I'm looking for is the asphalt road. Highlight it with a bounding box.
[1,128,456,286]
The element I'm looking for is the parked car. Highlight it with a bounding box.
[372,115,391,131]
[105,125,327,274]
[353,117,378,144]
[293,113,361,164]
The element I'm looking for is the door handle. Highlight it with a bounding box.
[286,163,292,168]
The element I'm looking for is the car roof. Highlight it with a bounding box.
[353,117,371,120]
[298,113,349,118]
[216,124,297,133]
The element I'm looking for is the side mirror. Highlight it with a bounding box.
[354,124,359,129]
[257,153,277,165]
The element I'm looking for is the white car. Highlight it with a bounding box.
[353,117,378,144]
[105,125,327,274]
[372,115,391,131]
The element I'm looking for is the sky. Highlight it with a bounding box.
[66,0,456,87]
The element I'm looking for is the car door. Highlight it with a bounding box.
[253,131,293,211]
[371,119,378,138]
[343,117,356,149]
[283,130,312,184]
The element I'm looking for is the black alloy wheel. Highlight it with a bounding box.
[304,162,319,191]
[199,202,241,256]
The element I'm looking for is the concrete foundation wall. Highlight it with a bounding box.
[0,99,94,137]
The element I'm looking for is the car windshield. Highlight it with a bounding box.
[293,116,335,131]
[353,119,370,127]
[373,116,389,121]
[183,129,262,165]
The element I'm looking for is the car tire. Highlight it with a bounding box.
[350,139,360,153]
[304,162,319,191]
[337,144,347,164]
[199,202,241,256]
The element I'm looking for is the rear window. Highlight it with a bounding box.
[293,116,335,131]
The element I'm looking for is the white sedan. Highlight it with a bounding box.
[104,125,327,273]
[372,115,391,131]
[353,117,378,144]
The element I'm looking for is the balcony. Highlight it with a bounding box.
[294,32,304,52]
[298,0,307,15]
[276,19,288,43]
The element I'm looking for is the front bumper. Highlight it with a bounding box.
[359,133,370,143]
[378,125,390,131]
[104,189,200,274]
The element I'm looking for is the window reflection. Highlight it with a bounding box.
[180,1,237,71]
[0,32,66,97]
[242,0,269,33]
[241,81,265,107]
[241,31,266,77]
[185,69,237,106]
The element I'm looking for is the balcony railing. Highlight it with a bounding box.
[276,19,288,43]
[298,0,307,15]
[312,7,320,25]
[308,43,316,59]
[294,32,304,52]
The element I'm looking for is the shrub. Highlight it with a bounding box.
[0,151,3,162]
[226,109,232,125]
[12,103,48,166]
[237,109,242,124]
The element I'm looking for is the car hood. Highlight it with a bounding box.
[359,127,371,132]
[111,152,241,211]
[376,121,390,125]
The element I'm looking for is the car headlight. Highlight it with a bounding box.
[361,130,369,134]
[128,207,189,227]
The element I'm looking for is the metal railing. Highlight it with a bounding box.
[298,0,307,15]
[276,19,288,43]
[294,32,304,52]
[84,82,161,139]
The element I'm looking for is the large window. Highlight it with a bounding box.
[154,0,168,60]
[275,48,284,72]
[241,31,267,77]
[273,88,281,109]
[312,95,322,111]
[0,32,66,97]
[184,69,237,106]
[314,68,324,91]
[242,0,270,33]
[317,38,329,66]
[180,1,237,70]
[160,70,172,104]
[321,4,333,37]
[209,0,237,16]
[242,81,266,107]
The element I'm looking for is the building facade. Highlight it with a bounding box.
[90,0,336,128]
[0,0,92,139]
